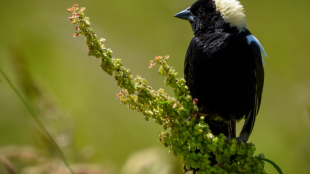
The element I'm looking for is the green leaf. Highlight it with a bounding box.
[159,101,170,105]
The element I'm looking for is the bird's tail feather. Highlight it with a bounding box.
[239,110,255,142]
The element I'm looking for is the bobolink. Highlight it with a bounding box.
[174,0,267,143]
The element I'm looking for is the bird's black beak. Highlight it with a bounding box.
[174,7,194,22]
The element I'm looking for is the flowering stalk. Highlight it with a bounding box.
[67,4,281,174]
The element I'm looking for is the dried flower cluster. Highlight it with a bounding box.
[67,4,268,173]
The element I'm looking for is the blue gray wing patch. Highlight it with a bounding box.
[246,35,268,65]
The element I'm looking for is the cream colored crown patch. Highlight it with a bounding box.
[214,0,247,32]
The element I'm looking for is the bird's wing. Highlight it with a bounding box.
[184,34,233,137]
[239,36,265,142]
[184,37,196,87]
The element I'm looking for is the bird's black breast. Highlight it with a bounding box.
[184,31,257,122]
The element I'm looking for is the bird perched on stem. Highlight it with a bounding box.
[174,0,267,143]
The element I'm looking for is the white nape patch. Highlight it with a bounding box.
[214,0,246,32]
[246,35,268,65]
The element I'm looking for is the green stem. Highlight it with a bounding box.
[257,157,283,174]
[0,67,76,174]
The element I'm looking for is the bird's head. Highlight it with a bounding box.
[174,0,247,34]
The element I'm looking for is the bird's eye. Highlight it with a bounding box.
[198,9,204,14]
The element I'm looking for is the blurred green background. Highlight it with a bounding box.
[0,0,310,173]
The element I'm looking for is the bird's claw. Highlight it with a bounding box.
[184,111,208,125]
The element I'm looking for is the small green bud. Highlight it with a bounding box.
[251,145,256,151]
[230,146,236,152]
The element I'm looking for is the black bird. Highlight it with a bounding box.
[174,0,267,143]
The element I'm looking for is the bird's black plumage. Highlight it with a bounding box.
[175,0,265,143]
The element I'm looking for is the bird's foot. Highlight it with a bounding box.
[184,111,208,124]
[184,98,207,124]
[185,112,199,124]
